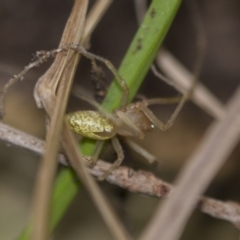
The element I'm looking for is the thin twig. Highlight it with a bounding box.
[199,197,240,229]
[0,121,240,229]
[0,122,66,165]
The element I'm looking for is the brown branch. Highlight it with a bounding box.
[199,197,240,229]
[0,121,240,229]
[0,122,68,166]
[89,160,172,198]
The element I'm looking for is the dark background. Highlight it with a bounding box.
[0,0,240,239]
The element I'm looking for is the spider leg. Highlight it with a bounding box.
[138,93,188,131]
[69,44,129,107]
[138,0,206,132]
[143,96,185,106]
[124,138,157,164]
[89,140,105,166]
[114,110,145,139]
[98,136,124,181]
[77,93,146,140]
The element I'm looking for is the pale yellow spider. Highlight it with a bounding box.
[66,44,187,180]
[0,43,190,181]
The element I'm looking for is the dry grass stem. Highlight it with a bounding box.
[82,0,113,45]
[33,1,88,114]
[62,125,132,240]
[30,0,129,239]
[156,49,225,119]
[59,1,132,239]
[140,85,240,240]
[1,0,130,239]
[30,1,89,240]
[133,0,147,24]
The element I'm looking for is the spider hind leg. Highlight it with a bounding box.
[98,137,124,181]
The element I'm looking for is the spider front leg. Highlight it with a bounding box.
[81,137,124,181]
[89,140,105,166]
[68,44,129,107]
[138,93,189,131]
[85,139,121,180]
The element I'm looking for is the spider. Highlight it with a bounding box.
[0,43,188,181]
[66,44,188,181]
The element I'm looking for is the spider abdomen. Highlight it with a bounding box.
[66,110,116,140]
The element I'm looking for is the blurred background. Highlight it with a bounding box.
[0,0,240,239]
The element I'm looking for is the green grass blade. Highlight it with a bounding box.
[18,0,181,238]
[103,0,182,111]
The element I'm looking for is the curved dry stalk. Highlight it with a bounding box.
[156,49,225,119]
[62,124,132,240]
[133,0,147,24]
[82,0,113,44]
[29,0,130,240]
[0,121,240,229]
[140,85,240,240]
[30,1,89,240]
